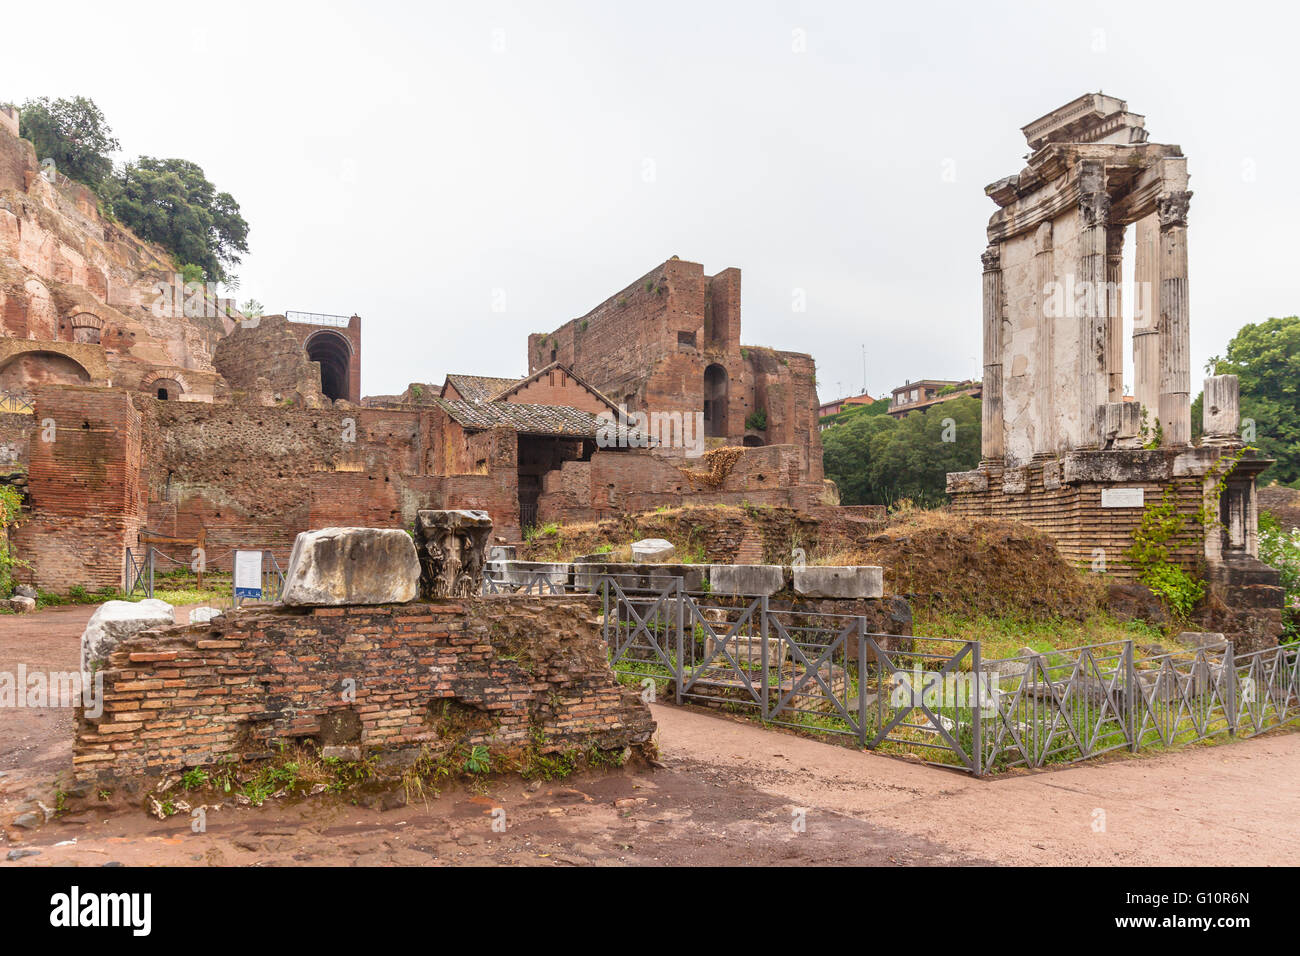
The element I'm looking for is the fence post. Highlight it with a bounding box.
[857,620,868,748]
[148,547,155,599]
[760,595,770,719]
[971,639,982,777]
[1126,640,1138,753]
[674,578,683,705]
[1225,640,1236,737]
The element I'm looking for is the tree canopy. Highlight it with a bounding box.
[105,157,249,285]
[1207,315,1300,487]
[822,396,982,506]
[18,96,119,189]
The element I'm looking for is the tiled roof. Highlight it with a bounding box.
[443,374,523,403]
[433,398,606,438]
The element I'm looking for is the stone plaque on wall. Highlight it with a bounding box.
[1101,488,1145,508]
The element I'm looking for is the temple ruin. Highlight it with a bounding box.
[948,93,1284,649]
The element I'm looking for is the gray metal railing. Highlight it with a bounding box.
[285,310,351,327]
[493,568,1300,776]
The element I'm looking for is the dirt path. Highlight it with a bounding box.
[1,605,1297,866]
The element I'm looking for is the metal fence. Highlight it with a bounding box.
[488,569,1300,776]
[285,310,351,327]
[124,546,286,604]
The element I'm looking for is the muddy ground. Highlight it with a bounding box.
[1,604,1297,866]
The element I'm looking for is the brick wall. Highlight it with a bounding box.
[15,386,143,590]
[949,458,1206,578]
[73,595,655,783]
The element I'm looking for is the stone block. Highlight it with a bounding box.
[1175,631,1228,649]
[631,538,675,562]
[792,566,883,599]
[81,599,175,672]
[6,595,35,613]
[281,528,419,606]
[708,564,785,596]
[189,607,222,624]
[946,470,988,494]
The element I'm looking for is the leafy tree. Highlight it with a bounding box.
[1207,316,1300,487]
[18,96,119,188]
[105,157,249,284]
[822,396,982,506]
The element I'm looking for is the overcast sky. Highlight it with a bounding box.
[7,0,1297,403]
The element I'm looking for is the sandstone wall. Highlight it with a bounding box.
[73,595,656,783]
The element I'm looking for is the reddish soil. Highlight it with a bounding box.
[1,604,1297,866]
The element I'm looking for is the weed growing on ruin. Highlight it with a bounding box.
[181,768,209,790]
[464,745,491,774]
[0,485,26,597]
[1125,487,1205,619]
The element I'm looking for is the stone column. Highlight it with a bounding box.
[1132,212,1162,423]
[980,244,1004,462]
[1157,191,1193,447]
[1202,374,1241,440]
[1077,161,1110,449]
[1033,221,1055,455]
[1105,225,1125,403]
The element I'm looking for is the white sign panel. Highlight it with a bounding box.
[1101,488,1145,508]
[234,550,263,598]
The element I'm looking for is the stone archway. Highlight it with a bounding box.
[305,329,352,402]
[0,351,92,390]
[704,363,728,438]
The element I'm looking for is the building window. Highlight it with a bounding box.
[677,330,696,348]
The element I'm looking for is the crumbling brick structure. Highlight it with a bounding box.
[73,595,656,783]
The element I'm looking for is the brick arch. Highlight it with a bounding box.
[68,311,106,345]
[304,329,353,402]
[140,368,192,399]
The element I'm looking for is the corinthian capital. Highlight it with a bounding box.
[981,245,1001,272]
[1157,190,1192,228]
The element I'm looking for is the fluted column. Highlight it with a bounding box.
[1033,221,1056,455]
[1157,191,1192,447]
[1105,225,1125,403]
[981,244,1004,462]
[1077,161,1110,449]
[1132,212,1161,421]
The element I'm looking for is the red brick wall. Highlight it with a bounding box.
[16,386,144,590]
[73,595,655,783]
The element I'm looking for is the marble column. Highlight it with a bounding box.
[1105,225,1125,403]
[981,244,1004,462]
[1132,212,1162,423]
[1157,191,1192,447]
[1077,161,1110,449]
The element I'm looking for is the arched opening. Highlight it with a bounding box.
[0,351,91,391]
[703,363,728,438]
[152,379,183,400]
[742,434,764,447]
[305,330,352,402]
[69,313,104,345]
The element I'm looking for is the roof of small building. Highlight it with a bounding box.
[442,373,523,403]
[432,397,606,438]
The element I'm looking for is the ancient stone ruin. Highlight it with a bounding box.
[72,521,655,784]
[948,93,1283,649]
[415,509,492,598]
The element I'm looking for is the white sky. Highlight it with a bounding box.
[6,0,1297,402]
